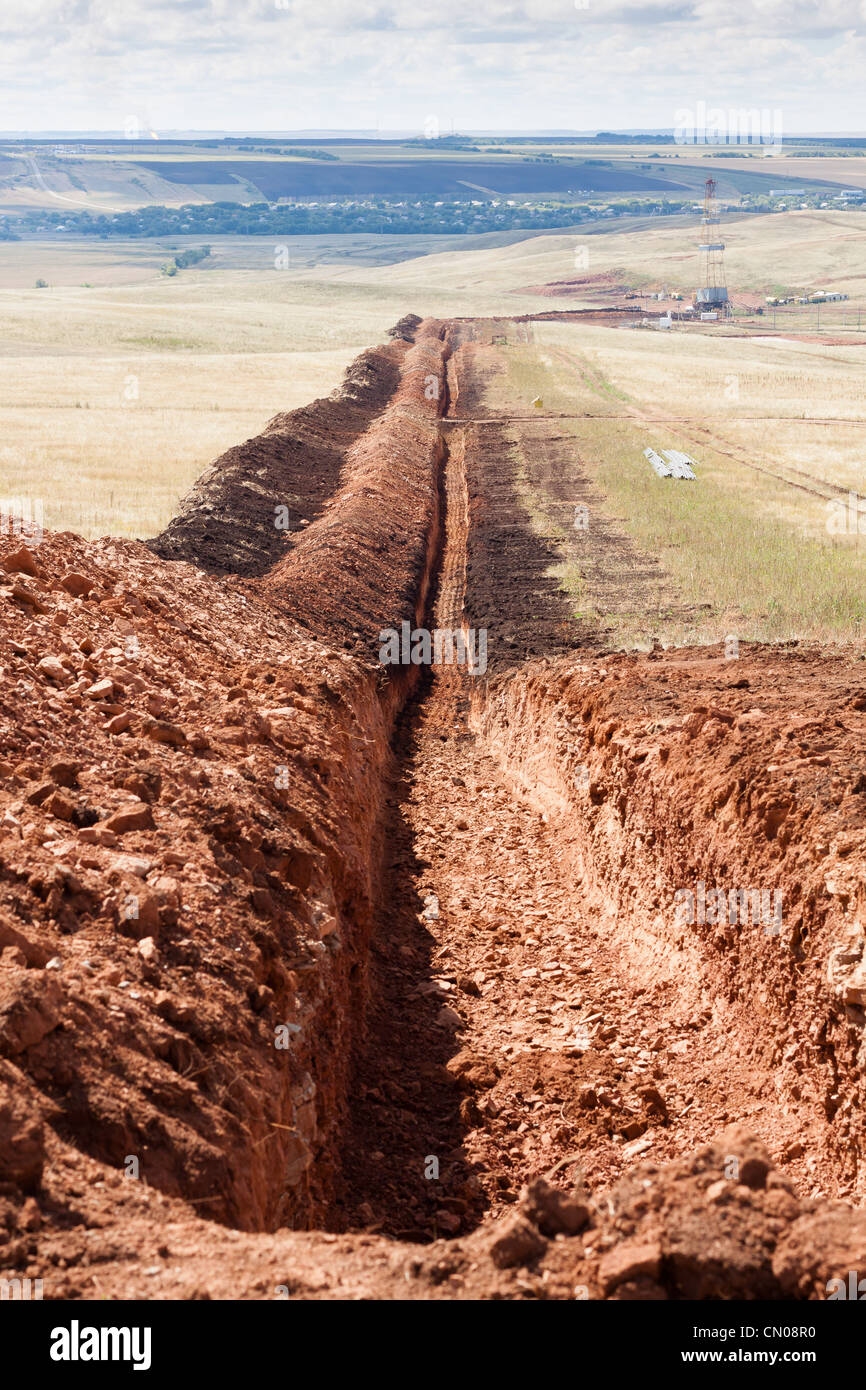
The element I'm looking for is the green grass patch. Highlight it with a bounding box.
[499,342,866,648]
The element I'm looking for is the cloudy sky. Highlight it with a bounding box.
[1,0,863,134]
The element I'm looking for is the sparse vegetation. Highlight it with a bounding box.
[496,330,866,647]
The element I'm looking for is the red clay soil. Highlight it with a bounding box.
[149,338,408,578]
[471,645,866,1204]
[514,271,635,299]
[11,1123,866,1299]
[2,315,866,1301]
[0,529,411,1239]
[262,321,451,656]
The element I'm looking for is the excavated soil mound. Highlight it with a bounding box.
[0,530,408,1237]
[262,323,451,655]
[515,271,634,299]
[149,341,407,578]
[398,1124,866,1301]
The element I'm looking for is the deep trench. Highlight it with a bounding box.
[10,317,859,1298]
[327,343,481,1238]
[324,338,626,1238]
[326,335,692,1239]
[321,331,856,1244]
[129,319,855,1251]
[126,317,854,1250]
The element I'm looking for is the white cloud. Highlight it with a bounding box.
[0,0,862,130]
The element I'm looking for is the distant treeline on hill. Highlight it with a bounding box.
[2,197,699,240]
[230,144,339,159]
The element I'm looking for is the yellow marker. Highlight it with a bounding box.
[532,396,543,409]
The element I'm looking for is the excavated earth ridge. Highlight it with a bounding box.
[148,338,409,579]
[0,316,865,1300]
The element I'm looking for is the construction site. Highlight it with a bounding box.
[1,305,865,1315]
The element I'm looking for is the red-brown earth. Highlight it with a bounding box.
[1,316,865,1299]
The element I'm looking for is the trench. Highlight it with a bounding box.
[327,329,855,1243]
[86,316,857,1245]
[5,315,862,1297]
[328,344,484,1237]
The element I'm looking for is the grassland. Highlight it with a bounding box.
[0,229,579,542]
[1,208,864,659]
[0,231,562,539]
[358,209,866,303]
[482,322,866,647]
[0,349,368,539]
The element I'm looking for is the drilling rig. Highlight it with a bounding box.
[695,177,730,317]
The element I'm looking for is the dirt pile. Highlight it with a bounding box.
[514,271,635,299]
[403,1124,866,1301]
[13,1118,865,1299]
[0,529,405,1236]
[149,341,407,578]
[388,313,424,343]
[263,321,451,655]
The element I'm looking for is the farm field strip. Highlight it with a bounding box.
[467,322,866,647]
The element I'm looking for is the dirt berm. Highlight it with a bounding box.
[262,318,451,653]
[0,320,449,1243]
[148,337,409,578]
[471,646,866,1199]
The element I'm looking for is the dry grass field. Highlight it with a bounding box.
[1,211,864,650]
[487,321,866,647]
[0,241,415,538]
[0,232,564,540]
[357,209,866,303]
[0,349,366,538]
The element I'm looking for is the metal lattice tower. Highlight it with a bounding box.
[695,177,729,315]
